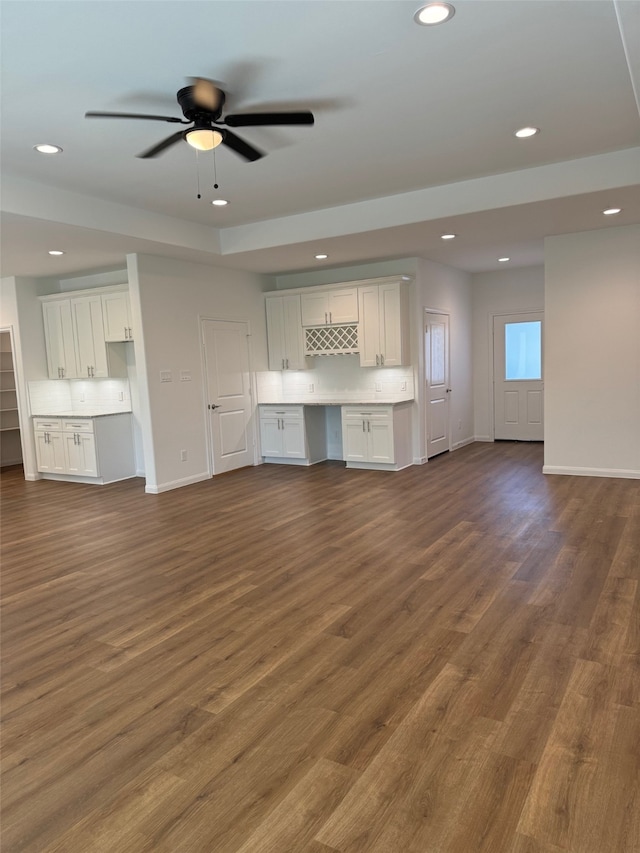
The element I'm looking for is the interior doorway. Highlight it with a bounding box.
[493,312,544,441]
[425,311,451,458]
[0,328,23,468]
[201,319,255,475]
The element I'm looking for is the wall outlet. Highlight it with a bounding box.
[375,382,382,392]
[458,419,462,431]
[308,383,314,393]
[400,381,407,391]
[118,391,124,401]
[79,392,85,402]
[180,449,187,462]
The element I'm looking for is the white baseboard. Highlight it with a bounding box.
[474,435,493,443]
[413,456,427,465]
[452,437,475,451]
[145,472,210,494]
[543,465,640,480]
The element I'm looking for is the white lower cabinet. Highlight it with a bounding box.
[341,403,413,470]
[259,405,327,465]
[33,414,135,484]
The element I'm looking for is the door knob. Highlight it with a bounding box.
[209,403,220,410]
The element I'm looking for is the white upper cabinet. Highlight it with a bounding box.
[265,294,307,370]
[358,281,410,367]
[102,290,133,341]
[71,295,108,378]
[41,285,131,379]
[42,300,78,379]
[301,288,358,326]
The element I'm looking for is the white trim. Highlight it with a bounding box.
[543,465,640,480]
[145,471,210,493]
[413,455,427,465]
[474,435,493,443]
[452,436,475,451]
[424,308,452,459]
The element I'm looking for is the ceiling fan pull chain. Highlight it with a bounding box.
[196,149,202,199]
[213,146,219,191]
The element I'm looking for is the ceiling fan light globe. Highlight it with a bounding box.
[185,129,224,151]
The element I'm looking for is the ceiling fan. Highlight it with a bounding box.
[85,78,314,162]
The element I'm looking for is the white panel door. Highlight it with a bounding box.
[493,312,544,441]
[202,319,254,474]
[425,312,450,458]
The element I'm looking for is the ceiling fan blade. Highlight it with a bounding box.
[221,129,264,162]
[86,111,187,124]
[190,77,225,113]
[224,111,314,127]
[137,130,186,158]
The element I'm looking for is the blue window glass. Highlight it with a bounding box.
[505,321,542,380]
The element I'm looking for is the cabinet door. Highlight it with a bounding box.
[34,431,66,473]
[42,300,78,379]
[259,416,284,457]
[266,298,287,370]
[301,293,329,327]
[379,283,405,367]
[282,295,306,369]
[64,432,98,476]
[281,416,306,458]
[342,417,369,462]
[102,292,132,341]
[328,289,358,324]
[71,296,108,378]
[357,286,382,367]
[368,420,394,463]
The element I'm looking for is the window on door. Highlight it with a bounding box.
[504,321,542,381]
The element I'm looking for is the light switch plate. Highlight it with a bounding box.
[160,370,172,383]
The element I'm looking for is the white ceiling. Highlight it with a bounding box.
[1,0,639,281]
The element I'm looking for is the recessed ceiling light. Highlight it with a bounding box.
[34,144,63,154]
[315,254,329,260]
[211,199,229,206]
[441,233,456,240]
[414,2,455,25]
[514,127,539,139]
[603,207,621,215]
[48,250,65,256]
[498,257,510,262]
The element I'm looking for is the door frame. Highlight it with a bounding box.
[199,315,258,476]
[490,308,544,441]
[423,308,451,459]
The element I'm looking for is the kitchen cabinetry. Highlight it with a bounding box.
[265,295,307,370]
[358,281,410,367]
[102,289,134,341]
[341,403,412,470]
[41,290,128,379]
[42,299,78,379]
[301,288,358,326]
[33,414,135,483]
[259,405,326,465]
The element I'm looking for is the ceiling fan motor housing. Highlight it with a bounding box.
[177,86,225,122]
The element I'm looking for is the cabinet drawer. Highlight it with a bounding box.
[33,418,62,431]
[259,406,304,419]
[342,406,393,421]
[63,418,95,434]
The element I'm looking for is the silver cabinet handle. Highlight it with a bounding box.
[286,358,289,369]
[375,355,380,366]
[362,420,366,432]
[368,421,371,432]
[329,312,332,324]
[380,354,385,365]
[282,358,285,369]
[128,327,132,339]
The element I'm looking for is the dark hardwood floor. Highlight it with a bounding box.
[1,442,638,852]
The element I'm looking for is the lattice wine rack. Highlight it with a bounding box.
[304,324,359,355]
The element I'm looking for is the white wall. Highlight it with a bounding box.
[544,224,640,478]
[471,265,545,440]
[415,258,474,461]
[127,253,268,493]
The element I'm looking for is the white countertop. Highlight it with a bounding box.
[259,399,414,406]
[32,411,132,418]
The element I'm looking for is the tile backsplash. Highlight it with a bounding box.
[28,379,132,415]
[256,354,414,403]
